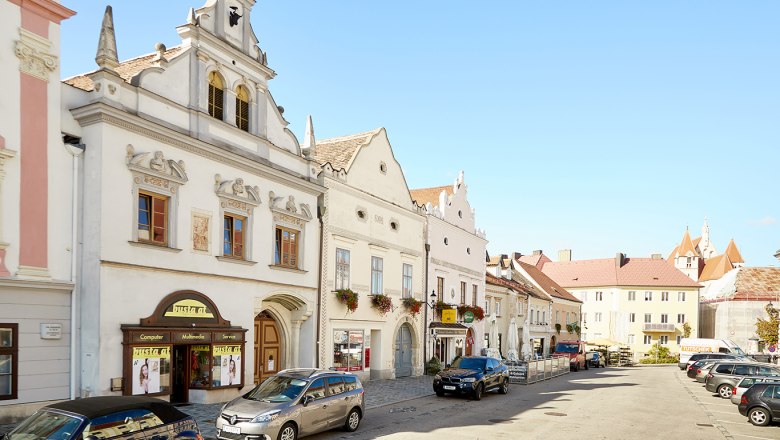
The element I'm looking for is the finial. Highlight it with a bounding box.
[302,115,315,152]
[187,7,197,25]
[95,6,119,72]
[152,42,167,64]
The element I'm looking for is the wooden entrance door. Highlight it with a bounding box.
[465,328,474,356]
[254,312,281,384]
[395,324,412,377]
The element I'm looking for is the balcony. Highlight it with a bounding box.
[642,323,675,332]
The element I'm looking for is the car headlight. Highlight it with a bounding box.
[461,377,477,383]
[251,410,281,423]
[434,374,441,380]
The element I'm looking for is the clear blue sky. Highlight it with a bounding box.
[59,1,780,266]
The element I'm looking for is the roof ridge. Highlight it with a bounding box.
[316,128,381,144]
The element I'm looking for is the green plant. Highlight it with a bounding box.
[456,304,485,321]
[566,323,581,335]
[682,322,692,338]
[555,323,562,334]
[402,297,423,317]
[427,356,442,375]
[435,300,454,311]
[756,303,780,347]
[370,294,393,316]
[335,289,358,313]
[639,343,678,364]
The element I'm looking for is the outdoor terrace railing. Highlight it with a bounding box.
[506,355,570,384]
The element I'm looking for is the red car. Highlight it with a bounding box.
[554,341,587,371]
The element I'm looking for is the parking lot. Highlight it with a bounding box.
[676,368,780,440]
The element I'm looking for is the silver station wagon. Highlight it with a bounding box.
[216,369,364,440]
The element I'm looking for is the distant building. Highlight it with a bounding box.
[667,218,745,283]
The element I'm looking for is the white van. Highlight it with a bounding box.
[678,338,746,369]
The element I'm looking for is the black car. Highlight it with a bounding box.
[433,356,509,400]
[3,396,202,440]
[738,382,780,426]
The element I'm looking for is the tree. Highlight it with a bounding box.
[682,322,692,338]
[640,343,677,364]
[756,303,780,347]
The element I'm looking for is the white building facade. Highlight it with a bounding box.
[61,0,323,404]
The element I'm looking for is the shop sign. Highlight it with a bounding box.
[436,329,465,336]
[442,309,457,323]
[506,361,528,383]
[214,332,243,342]
[463,311,475,323]
[40,323,62,339]
[131,346,171,395]
[131,331,171,343]
[164,299,214,319]
[173,332,211,343]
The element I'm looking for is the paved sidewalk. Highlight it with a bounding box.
[0,375,434,440]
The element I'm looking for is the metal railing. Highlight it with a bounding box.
[506,355,570,385]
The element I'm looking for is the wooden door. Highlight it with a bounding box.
[394,324,412,377]
[254,312,281,384]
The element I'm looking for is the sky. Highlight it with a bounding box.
[59,1,780,266]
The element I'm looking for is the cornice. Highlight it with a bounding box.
[0,277,74,291]
[10,0,76,24]
[429,257,483,278]
[427,214,488,244]
[328,226,422,258]
[324,178,425,221]
[69,102,324,196]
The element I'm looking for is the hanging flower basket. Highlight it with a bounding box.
[335,289,358,313]
[402,297,423,317]
[456,304,485,321]
[435,300,454,311]
[371,294,393,316]
[555,323,562,334]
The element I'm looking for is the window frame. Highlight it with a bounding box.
[495,300,501,317]
[661,291,669,302]
[223,212,247,259]
[402,263,413,299]
[644,291,653,301]
[660,335,669,345]
[660,314,668,324]
[235,85,250,132]
[677,313,685,324]
[371,256,384,295]
[628,291,636,301]
[437,277,444,296]
[274,225,300,269]
[137,190,169,246]
[643,335,652,345]
[644,313,652,324]
[595,291,603,301]
[0,323,18,400]
[335,248,351,291]
[460,281,467,305]
[472,284,478,306]
[678,291,686,302]
[208,71,225,121]
[629,313,635,323]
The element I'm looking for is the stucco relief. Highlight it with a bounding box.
[126,145,188,185]
[192,213,210,252]
[269,191,312,221]
[214,175,260,214]
[16,29,58,82]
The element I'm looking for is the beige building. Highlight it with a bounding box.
[542,252,700,360]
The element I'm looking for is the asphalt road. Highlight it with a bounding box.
[304,365,769,440]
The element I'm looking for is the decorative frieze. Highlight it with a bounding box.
[215,175,260,214]
[15,29,58,81]
[268,191,312,223]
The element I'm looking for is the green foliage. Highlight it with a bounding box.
[756,303,780,347]
[682,322,692,338]
[555,323,562,334]
[427,356,442,375]
[639,343,678,364]
[566,323,581,335]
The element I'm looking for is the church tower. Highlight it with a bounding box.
[697,217,718,259]
[672,229,702,281]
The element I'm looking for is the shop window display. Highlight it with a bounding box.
[189,345,211,388]
[212,345,241,387]
[333,330,364,371]
[131,347,171,395]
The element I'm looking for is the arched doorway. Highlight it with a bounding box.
[465,328,474,356]
[394,323,413,377]
[254,311,282,384]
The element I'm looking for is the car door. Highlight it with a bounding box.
[325,376,348,427]
[299,378,329,436]
[486,359,500,390]
[769,385,780,419]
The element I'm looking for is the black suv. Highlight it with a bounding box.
[738,382,780,426]
[433,356,509,400]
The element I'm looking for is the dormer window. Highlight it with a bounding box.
[236,85,249,131]
[208,71,224,120]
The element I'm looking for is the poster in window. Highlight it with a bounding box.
[132,346,170,395]
[214,345,241,386]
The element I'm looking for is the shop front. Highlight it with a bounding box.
[121,290,247,403]
[430,322,468,366]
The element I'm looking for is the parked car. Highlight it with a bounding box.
[730,376,780,405]
[586,351,606,368]
[2,396,202,440]
[553,341,587,372]
[684,352,751,371]
[705,362,780,396]
[678,339,747,370]
[433,356,509,400]
[738,382,780,426]
[687,360,715,379]
[217,369,364,440]
[694,361,719,383]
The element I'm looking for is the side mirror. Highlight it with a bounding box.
[301,395,313,407]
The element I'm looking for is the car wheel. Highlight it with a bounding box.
[717,384,733,399]
[344,408,361,432]
[472,383,483,401]
[748,407,771,427]
[498,379,509,395]
[278,422,297,440]
[436,390,445,397]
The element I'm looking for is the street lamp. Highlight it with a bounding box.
[423,291,437,374]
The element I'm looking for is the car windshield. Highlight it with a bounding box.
[6,410,83,440]
[555,344,579,353]
[244,376,308,403]
[451,358,487,370]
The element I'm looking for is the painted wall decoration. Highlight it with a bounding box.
[192,213,210,252]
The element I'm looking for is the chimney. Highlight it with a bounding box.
[651,253,662,260]
[532,249,543,256]
[513,252,523,261]
[558,249,571,262]
[616,252,626,269]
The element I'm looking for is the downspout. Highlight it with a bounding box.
[64,140,85,400]
[423,243,430,374]
[315,201,325,368]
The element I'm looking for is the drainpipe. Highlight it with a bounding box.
[423,243,430,374]
[64,139,85,400]
[315,201,325,368]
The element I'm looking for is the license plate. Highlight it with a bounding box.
[222,425,241,434]
[443,385,456,390]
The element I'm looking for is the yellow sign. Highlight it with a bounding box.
[442,309,457,324]
[192,345,210,352]
[132,346,171,359]
[213,345,241,356]
[164,299,214,318]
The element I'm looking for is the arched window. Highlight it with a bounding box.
[236,85,249,131]
[208,71,224,120]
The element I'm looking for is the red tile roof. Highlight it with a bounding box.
[517,253,552,270]
[517,261,581,303]
[63,46,187,91]
[311,130,380,171]
[677,230,699,257]
[699,254,734,282]
[409,185,453,208]
[732,267,780,301]
[541,257,700,288]
[725,239,745,264]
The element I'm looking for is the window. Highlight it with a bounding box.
[643,335,652,344]
[327,376,345,395]
[333,330,363,372]
[460,282,467,304]
[472,285,478,306]
[208,71,224,120]
[582,313,587,324]
[628,291,636,301]
[335,249,350,290]
[677,314,685,324]
[402,264,413,298]
[138,192,168,245]
[644,291,652,301]
[0,324,18,400]
[437,277,444,296]
[628,334,635,345]
[86,409,163,439]
[660,336,668,345]
[686,256,692,268]
[629,313,635,323]
[556,311,560,324]
[678,291,686,302]
[536,310,540,323]
[485,297,490,315]
[542,311,546,324]
[660,314,668,324]
[580,291,588,301]
[371,257,383,294]
[304,378,326,400]
[661,291,669,302]
[495,300,501,317]
[223,213,245,258]
[676,336,682,345]
[595,291,603,301]
[275,226,299,268]
[344,376,358,391]
[235,85,249,131]
[644,313,652,323]
[595,312,602,323]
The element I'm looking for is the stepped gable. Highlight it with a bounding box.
[63,46,187,91]
[410,185,453,208]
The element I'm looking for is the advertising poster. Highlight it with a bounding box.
[214,345,241,386]
[132,346,170,395]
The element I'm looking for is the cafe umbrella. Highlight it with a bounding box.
[507,317,519,361]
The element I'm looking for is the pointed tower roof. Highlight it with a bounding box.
[699,254,734,282]
[677,230,699,257]
[725,239,745,264]
[302,115,316,156]
[95,6,119,72]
